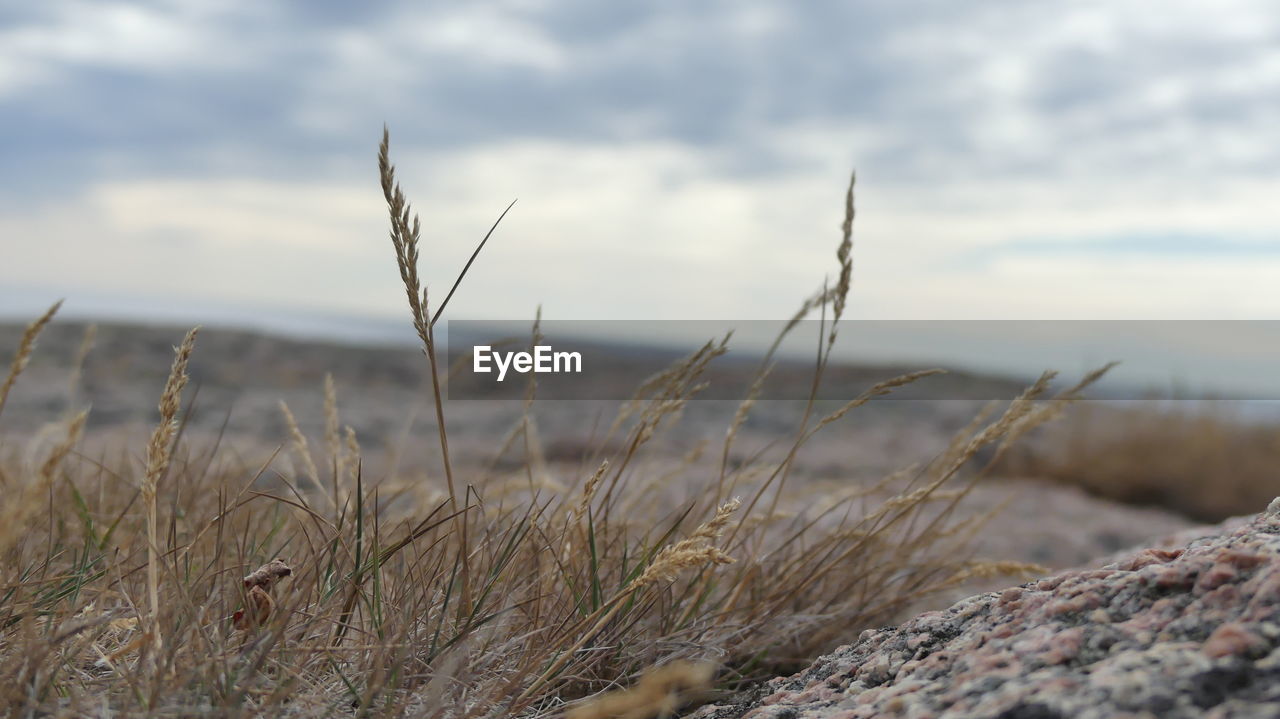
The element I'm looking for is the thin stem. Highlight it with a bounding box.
[423,313,472,612]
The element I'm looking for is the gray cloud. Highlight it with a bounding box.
[5,0,1274,198]
[6,0,1273,197]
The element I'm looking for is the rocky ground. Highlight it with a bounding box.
[692,502,1280,718]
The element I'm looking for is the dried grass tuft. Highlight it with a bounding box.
[994,400,1280,521]
[566,660,717,719]
[141,326,198,659]
[280,399,321,489]
[0,299,61,419]
[637,498,739,586]
[0,408,86,554]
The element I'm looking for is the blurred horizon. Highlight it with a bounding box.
[5,297,1280,404]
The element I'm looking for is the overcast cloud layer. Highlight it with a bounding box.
[2,0,1279,341]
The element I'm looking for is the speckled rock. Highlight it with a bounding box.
[693,500,1280,719]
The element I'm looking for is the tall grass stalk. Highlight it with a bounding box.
[378,128,514,615]
[141,327,198,664]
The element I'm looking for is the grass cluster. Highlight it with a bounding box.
[994,401,1280,523]
[0,130,1098,718]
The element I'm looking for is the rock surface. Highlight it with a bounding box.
[693,500,1280,719]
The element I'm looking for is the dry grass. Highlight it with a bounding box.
[565,661,715,719]
[0,299,61,418]
[0,130,1105,717]
[993,401,1280,523]
[141,326,199,662]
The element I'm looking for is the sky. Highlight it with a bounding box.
[2,1,1280,391]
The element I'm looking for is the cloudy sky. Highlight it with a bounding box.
[2,0,1279,343]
